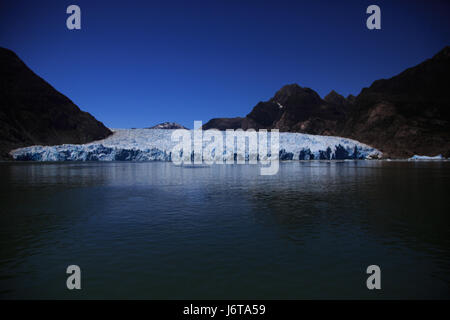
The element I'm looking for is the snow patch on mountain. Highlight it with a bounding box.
[276,102,284,109]
[147,122,188,129]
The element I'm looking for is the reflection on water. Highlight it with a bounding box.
[0,161,449,299]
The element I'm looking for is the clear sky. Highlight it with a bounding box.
[1,0,449,129]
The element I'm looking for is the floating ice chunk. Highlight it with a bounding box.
[409,154,444,161]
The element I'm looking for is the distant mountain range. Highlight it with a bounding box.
[0,47,111,159]
[1,46,449,159]
[147,122,188,129]
[204,46,450,158]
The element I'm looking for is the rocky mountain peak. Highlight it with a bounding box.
[148,122,188,129]
[273,84,322,105]
[324,90,346,105]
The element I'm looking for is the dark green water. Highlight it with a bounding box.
[0,161,449,299]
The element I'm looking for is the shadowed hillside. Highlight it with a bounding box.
[0,48,112,160]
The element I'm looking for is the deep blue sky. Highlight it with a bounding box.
[1,0,449,129]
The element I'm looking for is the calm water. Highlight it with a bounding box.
[0,161,449,299]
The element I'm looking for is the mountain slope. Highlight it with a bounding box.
[341,46,450,157]
[0,48,112,159]
[203,46,450,158]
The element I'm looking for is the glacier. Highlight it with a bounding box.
[9,129,382,162]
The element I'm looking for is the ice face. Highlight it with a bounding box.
[9,129,382,162]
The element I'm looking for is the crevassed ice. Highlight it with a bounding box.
[9,129,382,161]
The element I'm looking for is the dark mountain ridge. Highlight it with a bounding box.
[204,46,450,158]
[341,46,450,157]
[0,47,112,159]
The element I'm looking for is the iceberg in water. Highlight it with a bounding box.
[408,154,444,161]
[9,129,382,162]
